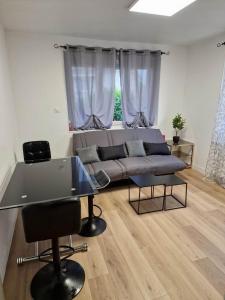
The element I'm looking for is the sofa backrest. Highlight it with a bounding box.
[73,128,164,154]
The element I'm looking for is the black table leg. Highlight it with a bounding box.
[79,195,107,237]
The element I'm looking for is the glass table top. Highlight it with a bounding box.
[130,174,186,188]
[0,156,97,210]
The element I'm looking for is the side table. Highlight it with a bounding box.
[166,139,194,168]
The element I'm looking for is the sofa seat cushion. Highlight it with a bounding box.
[90,160,125,181]
[84,163,95,176]
[118,157,153,177]
[146,155,186,175]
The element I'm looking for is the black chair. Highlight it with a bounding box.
[79,170,110,237]
[22,198,85,300]
[23,141,51,163]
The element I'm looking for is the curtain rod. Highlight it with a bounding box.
[53,44,170,55]
[217,41,225,47]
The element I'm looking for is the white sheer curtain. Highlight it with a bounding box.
[64,46,116,130]
[120,50,161,128]
[206,66,225,188]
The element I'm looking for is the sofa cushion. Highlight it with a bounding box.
[126,140,146,157]
[98,144,126,161]
[146,155,186,175]
[144,142,170,156]
[91,160,125,181]
[118,157,153,176]
[76,145,100,164]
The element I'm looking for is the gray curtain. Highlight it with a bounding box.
[64,46,116,130]
[205,66,225,188]
[120,50,161,128]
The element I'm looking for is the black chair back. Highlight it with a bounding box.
[22,198,81,243]
[23,140,51,163]
[93,170,110,190]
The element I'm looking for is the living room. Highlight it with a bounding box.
[1,0,225,299]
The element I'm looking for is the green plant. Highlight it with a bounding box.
[172,113,185,136]
[113,89,123,121]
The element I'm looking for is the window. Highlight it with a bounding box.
[113,69,122,121]
[72,66,94,105]
[64,47,161,130]
[69,63,123,129]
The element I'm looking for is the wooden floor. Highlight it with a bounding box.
[4,169,225,300]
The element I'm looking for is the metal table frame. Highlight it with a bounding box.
[128,184,166,215]
[129,177,187,215]
[164,183,187,211]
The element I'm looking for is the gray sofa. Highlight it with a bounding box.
[73,128,186,181]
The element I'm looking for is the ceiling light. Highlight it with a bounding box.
[129,0,197,16]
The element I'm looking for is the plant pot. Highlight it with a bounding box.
[173,136,180,145]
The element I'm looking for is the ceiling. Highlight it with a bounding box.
[0,0,225,45]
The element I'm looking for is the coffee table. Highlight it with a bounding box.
[129,174,187,215]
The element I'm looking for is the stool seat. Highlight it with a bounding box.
[90,170,110,190]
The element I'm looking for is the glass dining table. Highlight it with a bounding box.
[0,156,98,264]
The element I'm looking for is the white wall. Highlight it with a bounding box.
[6,31,188,160]
[0,25,18,280]
[184,33,225,173]
[7,30,224,174]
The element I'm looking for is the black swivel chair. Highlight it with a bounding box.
[22,198,85,300]
[23,140,51,164]
[79,170,110,237]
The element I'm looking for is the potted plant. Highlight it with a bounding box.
[172,113,185,144]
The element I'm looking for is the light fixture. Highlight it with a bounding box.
[129,0,197,16]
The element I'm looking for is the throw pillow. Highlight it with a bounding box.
[98,144,126,161]
[76,145,100,164]
[126,140,146,157]
[144,142,171,155]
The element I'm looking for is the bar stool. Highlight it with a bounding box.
[22,198,85,300]
[23,140,51,164]
[22,140,52,263]
[79,170,110,237]
[21,141,76,265]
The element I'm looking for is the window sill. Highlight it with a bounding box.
[112,121,123,129]
[69,121,123,132]
[69,123,158,133]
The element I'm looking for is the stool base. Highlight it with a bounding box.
[31,259,85,300]
[79,217,107,237]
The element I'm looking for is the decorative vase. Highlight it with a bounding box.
[173,136,180,145]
